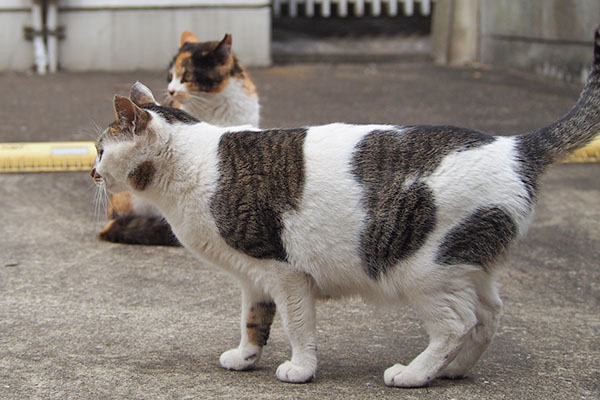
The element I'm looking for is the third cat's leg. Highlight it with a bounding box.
[439,276,502,379]
[272,271,318,383]
[220,280,275,371]
[385,273,480,387]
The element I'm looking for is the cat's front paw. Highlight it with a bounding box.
[276,361,315,383]
[219,347,261,371]
[384,363,430,388]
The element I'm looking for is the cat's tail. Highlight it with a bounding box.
[99,215,181,246]
[517,27,600,167]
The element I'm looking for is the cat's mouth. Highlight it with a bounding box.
[163,95,183,108]
[168,91,189,104]
[90,168,103,184]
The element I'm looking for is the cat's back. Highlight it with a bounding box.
[207,124,530,238]
[202,124,531,289]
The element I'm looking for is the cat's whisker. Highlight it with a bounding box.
[91,120,103,135]
[78,120,104,140]
[189,93,211,103]
[91,181,110,224]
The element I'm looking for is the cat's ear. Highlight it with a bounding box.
[213,34,232,64]
[180,30,199,47]
[130,81,158,106]
[113,95,151,136]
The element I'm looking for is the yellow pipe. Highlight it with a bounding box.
[563,135,600,164]
[0,142,97,173]
[0,134,597,174]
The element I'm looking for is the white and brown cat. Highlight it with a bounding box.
[99,31,259,245]
[91,29,600,387]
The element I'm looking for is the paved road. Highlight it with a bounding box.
[0,62,598,399]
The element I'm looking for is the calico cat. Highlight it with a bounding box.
[91,29,600,387]
[99,31,260,245]
[165,31,260,127]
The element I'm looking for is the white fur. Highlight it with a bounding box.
[122,71,261,220]
[168,70,260,127]
[96,113,535,387]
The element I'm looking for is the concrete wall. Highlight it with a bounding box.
[0,1,34,71]
[480,0,599,81]
[0,0,271,72]
[431,0,480,65]
[433,0,600,82]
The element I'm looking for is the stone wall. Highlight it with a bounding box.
[481,0,599,81]
[433,0,600,82]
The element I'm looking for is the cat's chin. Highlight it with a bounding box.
[170,93,188,104]
[103,178,127,194]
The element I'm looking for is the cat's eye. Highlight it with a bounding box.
[167,72,173,82]
[97,148,104,161]
[181,71,193,83]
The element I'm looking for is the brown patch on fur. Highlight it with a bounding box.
[161,96,182,108]
[210,128,307,261]
[352,128,494,279]
[180,30,199,46]
[173,51,193,91]
[128,161,156,191]
[206,77,231,94]
[107,192,134,218]
[246,301,276,347]
[113,95,151,135]
[99,219,117,239]
[239,72,258,98]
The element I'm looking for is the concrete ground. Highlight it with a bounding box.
[0,61,598,399]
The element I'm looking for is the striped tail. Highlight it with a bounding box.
[518,27,600,166]
[515,27,600,198]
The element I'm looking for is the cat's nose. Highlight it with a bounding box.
[90,168,101,181]
[168,89,175,96]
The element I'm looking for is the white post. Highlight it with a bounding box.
[420,0,431,15]
[31,0,48,75]
[338,0,348,17]
[321,0,331,17]
[354,0,365,16]
[371,0,381,16]
[305,0,315,16]
[47,0,58,73]
[387,0,397,16]
[404,0,414,16]
[431,0,481,65]
[289,0,298,17]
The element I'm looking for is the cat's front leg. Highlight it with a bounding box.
[220,280,275,371]
[272,271,318,383]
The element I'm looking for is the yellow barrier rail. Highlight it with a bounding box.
[0,142,97,173]
[563,135,600,163]
[0,135,597,174]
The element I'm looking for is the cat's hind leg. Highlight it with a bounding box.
[220,280,276,371]
[384,270,482,388]
[272,271,318,383]
[439,275,502,379]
